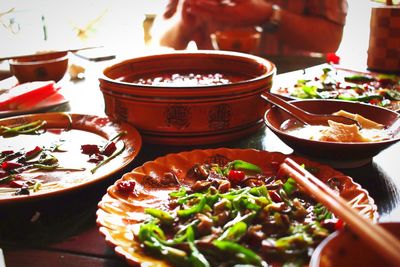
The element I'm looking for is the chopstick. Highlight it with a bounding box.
[279,157,400,266]
[0,46,102,61]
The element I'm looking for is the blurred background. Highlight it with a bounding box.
[0,0,393,70]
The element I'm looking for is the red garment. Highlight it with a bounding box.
[259,0,348,56]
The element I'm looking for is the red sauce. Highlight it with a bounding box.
[120,72,252,86]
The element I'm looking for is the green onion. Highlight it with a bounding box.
[91,141,125,174]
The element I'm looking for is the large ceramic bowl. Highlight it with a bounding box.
[310,222,400,267]
[264,99,400,168]
[9,51,69,83]
[99,50,275,145]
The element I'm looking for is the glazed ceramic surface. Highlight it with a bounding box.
[0,112,141,204]
[9,51,69,83]
[99,50,276,145]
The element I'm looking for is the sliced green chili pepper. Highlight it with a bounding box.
[385,90,400,101]
[213,240,263,266]
[218,221,247,242]
[145,208,174,224]
[344,74,375,83]
[337,94,383,102]
[0,120,47,136]
[283,178,297,195]
[177,197,206,218]
[227,160,262,174]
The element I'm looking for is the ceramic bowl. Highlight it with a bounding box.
[210,27,262,54]
[310,222,400,267]
[99,50,276,145]
[9,51,69,83]
[264,99,400,168]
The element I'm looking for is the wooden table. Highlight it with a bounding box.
[1,53,399,267]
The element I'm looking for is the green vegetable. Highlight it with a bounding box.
[344,74,375,83]
[385,90,400,101]
[91,141,125,174]
[177,197,206,218]
[283,178,297,195]
[0,120,47,136]
[186,226,211,267]
[0,175,15,184]
[218,221,247,242]
[224,160,262,176]
[213,240,264,266]
[337,94,383,103]
[145,208,174,224]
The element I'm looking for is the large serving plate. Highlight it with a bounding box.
[0,112,142,204]
[96,148,378,266]
[271,64,400,112]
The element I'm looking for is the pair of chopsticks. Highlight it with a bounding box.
[279,158,400,266]
[0,46,102,61]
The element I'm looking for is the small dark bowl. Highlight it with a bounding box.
[9,51,69,83]
[310,222,400,267]
[264,99,400,168]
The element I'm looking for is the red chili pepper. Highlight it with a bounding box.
[369,98,380,105]
[25,146,42,159]
[227,170,245,184]
[269,191,282,202]
[101,141,116,157]
[1,161,23,171]
[9,180,25,188]
[1,150,14,156]
[116,180,136,193]
[335,218,344,230]
[81,144,100,155]
[88,153,104,163]
[326,53,340,64]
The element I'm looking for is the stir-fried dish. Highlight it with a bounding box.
[273,66,400,111]
[117,159,342,266]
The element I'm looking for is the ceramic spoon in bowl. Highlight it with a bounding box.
[261,92,361,128]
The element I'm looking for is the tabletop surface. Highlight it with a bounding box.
[0,53,399,267]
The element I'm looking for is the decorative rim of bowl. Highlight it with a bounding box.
[9,52,69,65]
[100,50,276,89]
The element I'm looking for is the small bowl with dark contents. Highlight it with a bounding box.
[99,50,276,145]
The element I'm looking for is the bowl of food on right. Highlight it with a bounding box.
[310,222,400,267]
[264,98,400,167]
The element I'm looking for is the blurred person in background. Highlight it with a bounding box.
[152,0,348,56]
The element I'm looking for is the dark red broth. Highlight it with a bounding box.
[120,72,253,86]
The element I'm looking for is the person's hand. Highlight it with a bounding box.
[185,0,271,27]
[163,0,179,19]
